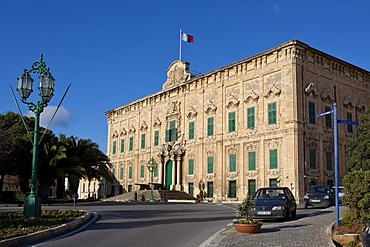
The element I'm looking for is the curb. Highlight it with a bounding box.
[0,211,92,247]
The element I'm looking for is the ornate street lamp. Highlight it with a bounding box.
[16,54,55,217]
[147,157,158,202]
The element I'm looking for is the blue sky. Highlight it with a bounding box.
[1,1,370,153]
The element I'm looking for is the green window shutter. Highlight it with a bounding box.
[112,141,116,155]
[325,106,332,128]
[207,182,213,197]
[326,151,333,171]
[269,149,278,169]
[120,139,125,153]
[167,120,177,142]
[248,179,256,197]
[268,102,277,125]
[248,151,256,171]
[207,117,214,136]
[309,149,316,169]
[165,129,170,142]
[207,157,214,174]
[229,154,236,172]
[119,167,123,180]
[228,111,236,132]
[269,178,278,187]
[140,165,144,178]
[112,168,116,177]
[189,121,195,140]
[308,101,316,124]
[154,130,159,146]
[141,133,146,149]
[247,107,255,129]
[188,159,194,175]
[347,112,353,133]
[188,183,194,196]
[228,181,236,198]
[129,137,134,151]
[153,166,158,177]
[128,166,132,179]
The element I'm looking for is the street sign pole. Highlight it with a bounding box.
[333,103,339,227]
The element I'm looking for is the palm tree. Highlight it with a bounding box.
[60,136,112,198]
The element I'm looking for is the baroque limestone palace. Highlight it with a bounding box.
[86,40,369,203]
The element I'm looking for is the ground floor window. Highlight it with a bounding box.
[248,179,256,197]
[188,183,194,196]
[228,180,236,198]
[207,182,213,197]
[269,178,278,187]
[128,185,132,192]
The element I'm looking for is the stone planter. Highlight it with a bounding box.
[233,221,263,234]
[332,233,360,246]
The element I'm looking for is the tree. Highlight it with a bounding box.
[342,105,370,225]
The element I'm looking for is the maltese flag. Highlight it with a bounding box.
[182,32,194,43]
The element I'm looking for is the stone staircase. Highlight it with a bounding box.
[104,190,196,202]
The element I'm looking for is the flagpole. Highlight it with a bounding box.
[179,28,182,61]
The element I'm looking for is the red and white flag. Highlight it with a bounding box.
[181,32,194,43]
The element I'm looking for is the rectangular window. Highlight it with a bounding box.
[207,117,214,136]
[269,178,278,187]
[154,130,159,146]
[228,181,236,198]
[207,182,214,198]
[308,101,316,124]
[188,159,194,175]
[140,164,144,178]
[188,183,194,196]
[166,120,177,142]
[128,185,132,192]
[247,107,255,129]
[120,139,125,153]
[268,102,277,124]
[269,149,278,169]
[207,157,214,174]
[128,166,132,179]
[325,106,332,128]
[112,168,116,177]
[229,154,236,172]
[119,167,123,180]
[112,141,117,155]
[189,121,195,140]
[248,151,256,171]
[347,112,353,133]
[153,166,158,177]
[326,151,333,171]
[129,137,134,151]
[141,133,146,149]
[248,179,256,197]
[309,149,316,169]
[228,111,236,132]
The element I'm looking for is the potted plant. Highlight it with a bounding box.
[233,195,263,234]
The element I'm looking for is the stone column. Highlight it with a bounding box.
[175,156,181,190]
[172,157,176,190]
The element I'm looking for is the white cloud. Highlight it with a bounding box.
[26,105,72,129]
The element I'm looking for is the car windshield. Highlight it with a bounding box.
[308,186,330,193]
[253,188,286,200]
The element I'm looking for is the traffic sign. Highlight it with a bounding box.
[317,110,333,118]
[337,120,359,126]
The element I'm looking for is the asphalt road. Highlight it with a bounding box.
[32,201,237,247]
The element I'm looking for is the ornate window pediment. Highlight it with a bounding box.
[153,117,162,128]
[205,101,217,114]
[343,95,354,108]
[304,83,318,97]
[140,121,148,131]
[356,99,366,112]
[128,125,136,134]
[120,128,127,136]
[186,106,198,119]
[226,94,240,108]
[321,87,334,103]
[112,130,119,138]
[264,84,281,98]
[244,90,259,102]
[167,101,180,116]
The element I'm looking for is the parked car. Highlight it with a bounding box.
[304,185,334,208]
[251,187,297,220]
[333,186,346,204]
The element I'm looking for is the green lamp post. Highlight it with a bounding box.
[17,54,55,217]
[147,157,157,202]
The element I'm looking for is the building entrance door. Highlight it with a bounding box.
[166,160,173,190]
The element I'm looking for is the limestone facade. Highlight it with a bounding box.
[104,40,369,203]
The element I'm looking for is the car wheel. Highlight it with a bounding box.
[291,209,297,220]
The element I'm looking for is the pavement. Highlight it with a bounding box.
[0,203,341,247]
